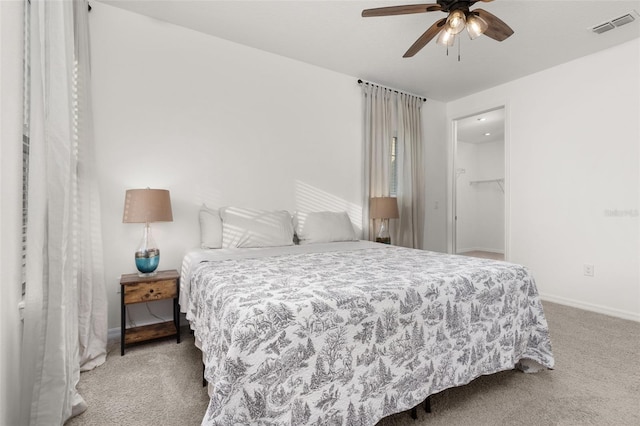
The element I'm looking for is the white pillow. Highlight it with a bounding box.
[199,205,222,249]
[220,207,294,248]
[295,211,357,245]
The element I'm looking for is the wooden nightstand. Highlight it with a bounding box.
[120,269,180,355]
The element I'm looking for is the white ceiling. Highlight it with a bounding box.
[98,0,640,101]
[457,107,504,144]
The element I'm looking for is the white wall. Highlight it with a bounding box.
[422,99,448,253]
[456,140,505,253]
[90,3,364,329]
[447,39,640,321]
[0,1,24,424]
[474,140,505,252]
[455,141,477,252]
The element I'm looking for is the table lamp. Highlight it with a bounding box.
[370,197,399,244]
[122,188,173,276]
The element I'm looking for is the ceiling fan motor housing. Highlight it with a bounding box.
[438,0,475,13]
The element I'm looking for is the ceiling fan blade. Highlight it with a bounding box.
[403,18,447,57]
[474,8,514,41]
[362,4,441,17]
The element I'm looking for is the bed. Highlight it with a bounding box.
[181,215,554,426]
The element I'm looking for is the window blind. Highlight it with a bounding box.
[21,0,31,295]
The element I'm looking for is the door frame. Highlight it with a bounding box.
[448,104,510,260]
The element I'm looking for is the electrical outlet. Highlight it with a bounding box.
[583,264,594,277]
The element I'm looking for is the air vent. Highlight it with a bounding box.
[591,10,638,34]
[612,14,635,27]
[592,22,615,34]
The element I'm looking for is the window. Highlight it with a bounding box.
[390,136,398,197]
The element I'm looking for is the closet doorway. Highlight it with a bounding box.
[453,107,506,261]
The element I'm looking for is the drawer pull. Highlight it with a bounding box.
[149,289,154,294]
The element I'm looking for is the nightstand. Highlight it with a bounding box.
[120,269,180,355]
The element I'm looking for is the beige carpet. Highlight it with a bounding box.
[66,302,640,426]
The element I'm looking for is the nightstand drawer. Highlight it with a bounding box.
[123,279,177,304]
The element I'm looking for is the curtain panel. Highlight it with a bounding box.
[395,93,425,249]
[21,1,107,424]
[361,83,425,248]
[361,84,394,240]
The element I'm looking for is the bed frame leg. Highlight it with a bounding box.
[410,395,432,420]
[424,395,431,413]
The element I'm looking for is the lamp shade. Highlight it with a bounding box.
[436,27,456,47]
[122,188,173,223]
[446,9,466,35]
[370,197,399,219]
[466,13,488,39]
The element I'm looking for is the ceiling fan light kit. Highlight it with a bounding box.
[446,9,467,34]
[362,0,513,58]
[436,27,456,46]
[437,9,489,46]
[466,14,489,39]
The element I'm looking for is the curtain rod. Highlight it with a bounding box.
[357,79,427,102]
[28,0,92,12]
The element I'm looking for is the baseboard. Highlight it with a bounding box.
[540,292,640,322]
[107,327,120,345]
[456,247,504,255]
[477,247,504,254]
[455,247,472,254]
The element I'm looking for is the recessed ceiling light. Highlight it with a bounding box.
[484,132,491,136]
[477,117,486,121]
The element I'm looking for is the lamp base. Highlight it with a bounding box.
[135,248,160,276]
[376,218,391,245]
[134,223,160,276]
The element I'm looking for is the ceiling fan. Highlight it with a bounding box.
[362,0,514,57]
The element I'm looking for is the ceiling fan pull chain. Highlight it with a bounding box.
[458,36,461,62]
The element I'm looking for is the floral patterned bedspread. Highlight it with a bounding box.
[186,244,554,426]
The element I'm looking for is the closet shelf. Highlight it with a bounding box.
[469,178,504,193]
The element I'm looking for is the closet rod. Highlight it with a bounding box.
[470,178,504,193]
[357,79,427,102]
[469,178,504,184]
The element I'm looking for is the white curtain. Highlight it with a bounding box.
[362,83,425,247]
[362,84,394,240]
[21,1,107,424]
[395,93,425,249]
